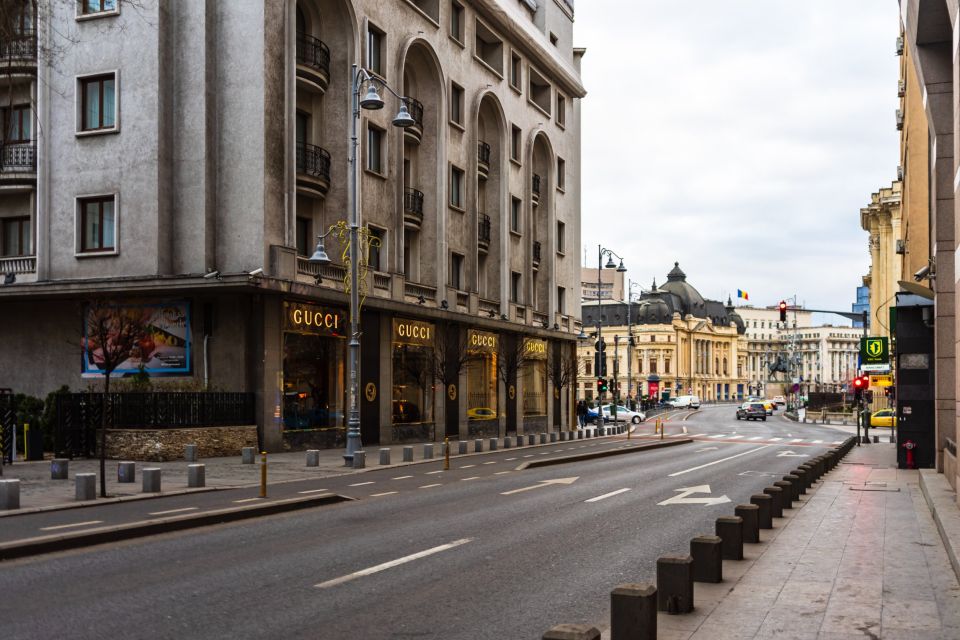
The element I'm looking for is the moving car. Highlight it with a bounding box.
[737,402,767,421]
[668,395,701,409]
[584,406,608,424]
[761,400,775,415]
[601,404,646,424]
[773,395,786,406]
[870,408,897,428]
[467,407,497,420]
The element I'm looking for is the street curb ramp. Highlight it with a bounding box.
[0,493,352,561]
[516,438,693,470]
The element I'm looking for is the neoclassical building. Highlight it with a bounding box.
[577,263,748,405]
[860,181,903,340]
[0,0,585,450]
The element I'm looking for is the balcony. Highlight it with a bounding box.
[0,31,36,81]
[296,32,330,94]
[477,141,490,180]
[531,173,541,206]
[0,254,35,276]
[404,187,424,228]
[0,142,36,189]
[403,98,424,145]
[478,213,491,254]
[532,240,541,269]
[296,142,331,199]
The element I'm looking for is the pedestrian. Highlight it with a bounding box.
[576,400,587,429]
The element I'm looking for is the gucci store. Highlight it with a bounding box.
[466,329,499,437]
[391,318,436,442]
[522,338,548,431]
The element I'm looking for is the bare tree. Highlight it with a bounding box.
[495,336,532,430]
[546,346,578,426]
[432,325,475,391]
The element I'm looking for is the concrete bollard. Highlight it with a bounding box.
[542,624,601,640]
[764,486,784,517]
[793,468,809,493]
[561,432,568,441]
[736,504,760,543]
[774,481,795,509]
[458,441,468,455]
[51,458,69,480]
[306,450,320,467]
[403,446,414,462]
[504,436,513,448]
[0,479,21,510]
[117,461,136,483]
[656,554,694,614]
[242,447,255,464]
[751,494,773,529]
[611,583,657,640]
[690,535,723,583]
[184,444,198,462]
[873,434,880,443]
[423,444,434,459]
[143,468,162,493]
[550,432,558,443]
[489,438,498,451]
[75,473,96,501]
[379,448,390,465]
[528,434,536,446]
[353,450,366,469]
[715,516,744,560]
[540,433,547,444]
[188,464,206,488]
[782,475,802,502]
[475,439,484,453]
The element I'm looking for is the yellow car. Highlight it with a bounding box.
[467,407,497,420]
[762,401,774,415]
[870,409,897,428]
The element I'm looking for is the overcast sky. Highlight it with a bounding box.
[575,1,901,317]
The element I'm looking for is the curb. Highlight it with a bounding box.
[0,493,352,561]
[0,485,224,519]
[919,469,960,584]
[516,438,693,470]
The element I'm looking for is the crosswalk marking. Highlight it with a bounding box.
[708,434,726,439]
[748,436,763,440]
[727,435,744,440]
[769,437,783,442]
[812,440,823,443]
[790,438,803,443]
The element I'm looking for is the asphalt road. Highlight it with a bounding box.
[0,406,847,639]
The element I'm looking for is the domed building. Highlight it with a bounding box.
[577,263,748,405]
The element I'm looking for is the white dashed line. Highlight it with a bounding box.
[233,498,260,504]
[148,507,199,516]
[539,452,550,455]
[769,438,783,442]
[40,520,104,531]
[460,465,476,469]
[506,457,518,461]
[523,455,534,458]
[495,471,511,475]
[461,477,480,481]
[315,538,474,589]
[392,475,414,480]
[298,489,329,494]
[425,470,444,475]
[668,446,773,477]
[585,488,631,503]
[812,440,823,444]
[483,461,497,465]
[727,435,744,440]
[832,440,843,444]
[419,484,442,489]
[370,491,398,497]
[708,434,727,439]
[789,439,803,443]
[748,436,763,441]
[349,481,375,487]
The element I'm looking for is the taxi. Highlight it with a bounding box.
[870,408,897,428]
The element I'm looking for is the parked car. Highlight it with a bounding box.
[870,408,897,428]
[601,404,646,424]
[584,407,608,424]
[737,402,767,421]
[773,395,786,406]
[467,407,497,420]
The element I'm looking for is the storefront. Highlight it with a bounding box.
[391,317,435,441]
[522,337,548,429]
[466,329,499,437]
[281,301,346,448]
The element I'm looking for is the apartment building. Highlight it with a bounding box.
[0,0,586,451]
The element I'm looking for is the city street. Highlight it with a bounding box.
[0,405,847,639]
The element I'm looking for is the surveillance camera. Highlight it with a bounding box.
[248,268,264,277]
[913,265,930,281]
[203,270,221,280]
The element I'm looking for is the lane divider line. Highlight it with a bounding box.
[314,538,474,589]
[585,488,631,503]
[392,475,414,480]
[39,520,104,531]
[369,491,398,497]
[233,498,260,504]
[461,477,480,481]
[668,445,772,477]
[298,489,329,494]
[419,484,442,489]
[148,507,199,516]
[348,481,376,487]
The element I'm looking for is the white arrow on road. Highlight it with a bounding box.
[657,484,731,506]
[500,477,579,496]
[777,451,809,458]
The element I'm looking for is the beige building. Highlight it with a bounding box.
[0,0,586,450]
[860,182,903,340]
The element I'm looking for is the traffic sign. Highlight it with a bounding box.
[860,337,889,367]
[869,375,893,387]
[861,364,891,373]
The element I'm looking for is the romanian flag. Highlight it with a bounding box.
[737,289,749,301]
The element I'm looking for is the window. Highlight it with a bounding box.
[550,32,558,46]
[585,359,591,376]
[1,216,30,256]
[510,196,521,233]
[367,23,384,76]
[368,226,385,271]
[296,217,310,256]
[510,124,521,162]
[557,221,565,253]
[665,359,671,374]
[450,165,464,209]
[557,157,565,190]
[79,195,116,253]
[510,52,522,90]
[366,123,384,174]
[474,19,503,75]
[450,252,464,289]
[80,74,117,132]
[650,335,656,342]
[449,1,464,42]
[81,0,117,15]
[649,360,657,374]
[557,286,565,314]
[3,105,31,143]
[450,82,464,126]
[556,93,566,127]
[511,271,521,303]
[528,67,551,115]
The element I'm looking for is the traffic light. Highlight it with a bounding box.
[779,300,787,322]
[594,339,608,377]
[852,375,867,401]
[609,379,616,393]
[597,378,608,393]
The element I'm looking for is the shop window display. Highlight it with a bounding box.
[392,319,435,426]
[466,329,498,421]
[522,338,547,416]
[283,332,345,430]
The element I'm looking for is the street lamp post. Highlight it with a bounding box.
[310,64,414,465]
[596,245,626,426]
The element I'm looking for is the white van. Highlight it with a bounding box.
[669,395,701,409]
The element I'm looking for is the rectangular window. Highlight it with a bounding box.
[1,216,30,256]
[557,286,565,314]
[449,1,464,42]
[511,271,521,303]
[650,360,657,374]
[368,226,385,271]
[510,52,522,90]
[528,67,551,115]
[557,221,565,253]
[549,32,558,46]
[450,252,464,289]
[665,360,671,374]
[82,0,117,15]
[450,165,464,208]
[80,74,116,131]
[450,82,464,126]
[557,157,566,190]
[474,19,503,75]
[79,196,116,253]
[510,124,521,162]
[557,93,566,127]
[296,217,310,256]
[367,23,384,76]
[366,124,384,174]
[510,196,521,233]
[3,105,31,143]
[585,359,592,376]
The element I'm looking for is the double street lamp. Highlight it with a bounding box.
[596,246,626,422]
[310,64,415,465]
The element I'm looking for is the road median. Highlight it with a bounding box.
[516,438,693,470]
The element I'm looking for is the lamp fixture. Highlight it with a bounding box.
[441,299,449,309]
[359,84,384,110]
[392,101,416,128]
[604,255,617,269]
[203,270,221,280]
[417,295,426,305]
[309,235,331,265]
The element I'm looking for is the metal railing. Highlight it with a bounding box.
[296,32,330,77]
[478,213,491,244]
[404,187,424,218]
[0,142,35,172]
[405,97,423,128]
[532,173,541,194]
[477,141,491,165]
[0,31,36,61]
[532,240,542,262]
[296,142,331,181]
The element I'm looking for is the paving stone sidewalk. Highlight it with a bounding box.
[655,443,960,640]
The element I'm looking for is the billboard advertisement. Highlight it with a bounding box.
[82,301,191,377]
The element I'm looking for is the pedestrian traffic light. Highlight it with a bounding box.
[779,300,787,322]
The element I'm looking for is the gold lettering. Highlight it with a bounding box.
[293,309,302,325]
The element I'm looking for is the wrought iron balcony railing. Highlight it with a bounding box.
[296,142,331,181]
[296,32,330,77]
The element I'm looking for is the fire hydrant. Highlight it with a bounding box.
[902,439,916,469]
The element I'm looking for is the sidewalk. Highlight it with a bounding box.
[658,443,960,640]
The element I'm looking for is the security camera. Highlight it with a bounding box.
[248,268,264,277]
[203,270,221,280]
[913,264,930,281]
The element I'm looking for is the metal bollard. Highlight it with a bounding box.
[690,535,723,583]
[353,450,366,469]
[184,444,198,462]
[560,432,567,441]
[117,461,136,483]
[188,464,206,488]
[0,479,21,510]
[736,504,760,543]
[542,625,601,640]
[306,450,320,467]
[458,441,468,455]
[51,458,69,480]
[423,443,434,459]
[656,554,694,613]
[75,473,96,501]
[578,430,584,439]
[715,516,743,560]
[783,474,802,501]
[143,467,162,493]
[260,452,267,497]
[241,447,255,464]
[504,436,512,448]
[751,494,773,529]
[764,486,784,518]
[539,433,547,444]
[379,448,391,465]
[774,480,795,508]
[611,583,657,640]
[489,438,498,451]
[475,439,484,453]
[792,468,809,493]
[403,446,414,462]
[444,439,450,471]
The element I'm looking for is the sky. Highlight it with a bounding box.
[575,0,901,317]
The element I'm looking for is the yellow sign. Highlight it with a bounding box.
[869,375,893,387]
[524,338,548,360]
[447,384,457,401]
[468,329,498,353]
[866,340,883,357]
[393,318,434,346]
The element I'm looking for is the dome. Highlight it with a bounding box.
[726,296,746,335]
[659,262,706,315]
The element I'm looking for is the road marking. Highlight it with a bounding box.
[539,452,550,455]
[500,477,579,496]
[658,484,731,506]
[461,477,480,481]
[460,464,476,469]
[832,440,843,444]
[495,471,511,475]
[506,457,518,461]
[349,481,375,487]
[670,433,687,438]
[425,470,444,475]
[392,475,414,480]
[315,538,474,589]
[769,437,783,442]
[748,436,763,440]
[727,435,744,440]
[147,507,199,516]
[668,445,772,477]
[811,440,823,443]
[40,520,104,531]
[523,455,534,458]
[789,438,803,443]
[585,488,631,503]
[695,447,719,452]
[370,491,398,497]
[483,461,497,465]
[419,483,442,489]
[689,434,708,438]
[298,489,329,494]
[708,434,726,439]
[778,451,809,458]
[234,498,260,504]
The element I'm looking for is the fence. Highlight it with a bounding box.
[0,390,13,465]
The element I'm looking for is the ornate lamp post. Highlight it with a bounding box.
[596,246,626,423]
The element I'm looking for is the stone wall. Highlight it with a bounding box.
[102,426,258,461]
